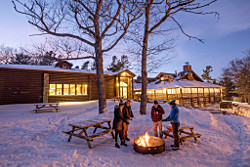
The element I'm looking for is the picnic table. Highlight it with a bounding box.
[163,124,201,145]
[34,103,59,113]
[62,119,115,149]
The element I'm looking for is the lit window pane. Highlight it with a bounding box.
[204,88,209,93]
[82,84,88,95]
[49,84,56,95]
[64,84,69,95]
[198,88,203,93]
[192,88,197,93]
[56,84,62,95]
[76,84,82,95]
[167,89,172,94]
[70,84,76,95]
[210,88,214,93]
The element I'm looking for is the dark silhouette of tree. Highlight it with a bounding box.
[81,61,90,70]
[201,65,216,83]
[107,55,130,72]
[220,52,250,102]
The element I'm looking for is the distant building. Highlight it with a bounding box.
[134,63,223,108]
[0,61,135,105]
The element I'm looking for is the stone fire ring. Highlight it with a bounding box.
[134,136,165,154]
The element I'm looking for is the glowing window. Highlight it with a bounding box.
[70,84,75,95]
[63,84,69,95]
[183,88,191,93]
[49,84,56,95]
[82,84,88,95]
[210,88,214,93]
[198,88,203,93]
[192,88,197,93]
[56,84,62,95]
[76,84,82,95]
[204,88,209,93]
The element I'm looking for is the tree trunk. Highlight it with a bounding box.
[95,41,107,114]
[140,3,150,115]
[140,41,148,115]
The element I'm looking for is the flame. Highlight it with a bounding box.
[136,132,150,147]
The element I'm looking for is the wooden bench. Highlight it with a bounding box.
[34,103,59,113]
[62,119,115,149]
[163,124,201,145]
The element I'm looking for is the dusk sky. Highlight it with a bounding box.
[0,0,250,80]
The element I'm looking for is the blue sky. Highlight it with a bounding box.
[1,0,250,80]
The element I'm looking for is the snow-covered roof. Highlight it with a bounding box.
[0,64,125,76]
[134,79,222,90]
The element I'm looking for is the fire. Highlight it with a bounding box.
[136,132,150,147]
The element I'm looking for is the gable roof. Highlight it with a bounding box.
[155,72,176,79]
[177,70,203,82]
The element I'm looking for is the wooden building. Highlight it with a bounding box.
[134,63,223,108]
[0,62,135,105]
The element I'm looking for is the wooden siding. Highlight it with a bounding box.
[0,68,43,105]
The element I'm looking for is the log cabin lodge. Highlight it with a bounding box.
[0,61,223,108]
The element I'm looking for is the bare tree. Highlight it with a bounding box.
[13,0,141,114]
[0,44,17,64]
[134,0,218,114]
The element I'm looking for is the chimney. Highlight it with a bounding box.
[183,62,191,72]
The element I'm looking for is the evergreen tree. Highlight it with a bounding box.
[10,53,33,65]
[107,55,130,72]
[201,65,216,83]
[91,61,96,71]
[81,61,90,70]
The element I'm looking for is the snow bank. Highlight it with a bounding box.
[0,101,249,167]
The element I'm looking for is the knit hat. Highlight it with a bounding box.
[169,100,176,105]
[154,100,158,104]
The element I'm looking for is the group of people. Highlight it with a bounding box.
[112,99,180,151]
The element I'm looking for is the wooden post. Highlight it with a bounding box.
[118,76,120,97]
[132,77,134,100]
[88,75,92,100]
[43,73,49,103]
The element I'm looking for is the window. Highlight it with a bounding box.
[76,84,82,95]
[70,84,76,95]
[198,88,203,93]
[182,88,191,93]
[210,88,214,93]
[64,84,69,95]
[49,84,56,95]
[49,83,88,96]
[192,88,197,93]
[204,88,209,93]
[82,84,88,95]
[56,84,62,95]
[167,89,172,94]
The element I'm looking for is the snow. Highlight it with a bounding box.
[0,64,122,75]
[0,101,249,167]
[134,79,222,90]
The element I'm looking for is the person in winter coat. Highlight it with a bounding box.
[112,101,129,148]
[163,100,180,151]
[151,100,165,138]
[122,100,135,141]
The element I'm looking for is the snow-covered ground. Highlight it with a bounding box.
[0,101,249,167]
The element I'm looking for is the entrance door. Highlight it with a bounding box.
[120,87,128,99]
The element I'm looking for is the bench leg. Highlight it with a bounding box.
[68,127,75,142]
[87,140,92,149]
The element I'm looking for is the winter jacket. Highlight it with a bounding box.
[151,105,165,122]
[123,103,134,120]
[112,106,129,131]
[163,105,180,124]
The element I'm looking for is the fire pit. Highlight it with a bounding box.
[134,132,165,154]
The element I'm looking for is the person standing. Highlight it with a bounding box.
[122,100,135,141]
[163,100,180,151]
[151,100,165,138]
[112,101,129,148]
